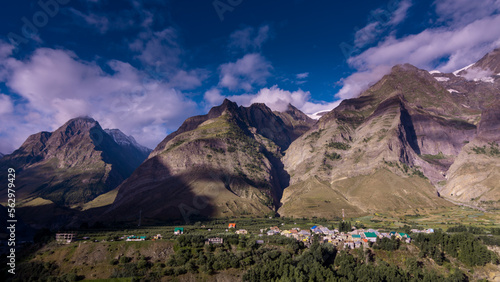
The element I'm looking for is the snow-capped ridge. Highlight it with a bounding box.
[453,63,475,76]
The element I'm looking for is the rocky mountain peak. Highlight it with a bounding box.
[283,104,315,124]
[207,98,239,118]
[62,116,99,131]
[470,47,500,74]
[104,129,151,155]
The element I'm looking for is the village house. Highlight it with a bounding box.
[351,234,361,242]
[267,230,279,236]
[236,229,248,235]
[153,234,162,240]
[363,232,378,243]
[56,233,76,244]
[281,230,291,237]
[228,223,236,229]
[174,228,184,235]
[126,236,146,241]
[299,230,311,236]
[379,233,391,239]
[206,237,224,244]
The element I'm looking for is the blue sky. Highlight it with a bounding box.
[1,0,500,152]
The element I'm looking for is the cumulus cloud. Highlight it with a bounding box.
[336,0,500,102]
[349,15,500,73]
[204,85,340,115]
[335,65,393,100]
[219,53,272,91]
[0,44,198,152]
[229,25,270,52]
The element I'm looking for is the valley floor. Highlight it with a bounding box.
[2,208,500,281]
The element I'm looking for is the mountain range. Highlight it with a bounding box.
[1,48,499,228]
[0,118,151,228]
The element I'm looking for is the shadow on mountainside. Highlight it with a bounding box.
[97,156,217,226]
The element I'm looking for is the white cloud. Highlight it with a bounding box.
[204,85,339,115]
[229,25,270,52]
[68,8,110,34]
[0,45,198,152]
[348,15,500,74]
[219,53,272,91]
[130,28,181,72]
[130,28,207,90]
[354,22,380,49]
[389,0,412,26]
[434,0,500,27]
[0,94,14,115]
[335,65,393,100]
[296,72,309,79]
[354,0,413,49]
[461,67,495,82]
[336,1,500,102]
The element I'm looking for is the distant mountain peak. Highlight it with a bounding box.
[104,129,151,154]
[0,117,151,213]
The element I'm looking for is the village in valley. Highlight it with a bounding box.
[198,222,429,249]
[60,220,433,250]
[55,220,432,251]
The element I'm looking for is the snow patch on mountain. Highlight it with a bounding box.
[429,70,441,74]
[308,110,330,120]
[447,89,459,94]
[453,63,475,76]
[435,77,450,82]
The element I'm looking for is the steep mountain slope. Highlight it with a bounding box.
[280,59,500,217]
[439,102,500,208]
[0,153,4,158]
[104,100,315,223]
[0,117,150,227]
